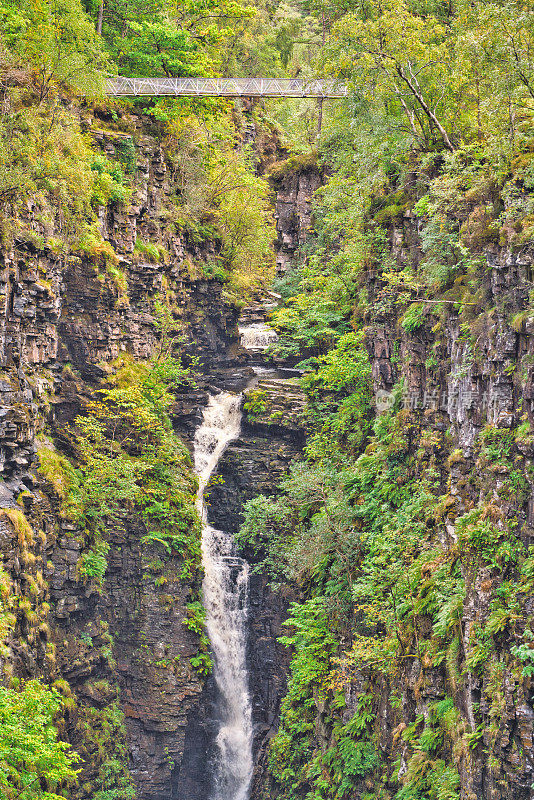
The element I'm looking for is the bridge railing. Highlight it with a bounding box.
[106,77,347,98]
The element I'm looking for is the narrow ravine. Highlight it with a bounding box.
[193,391,253,800]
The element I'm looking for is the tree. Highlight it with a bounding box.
[455,0,534,145]
[0,0,108,100]
[94,0,255,77]
[329,0,457,150]
[0,681,80,800]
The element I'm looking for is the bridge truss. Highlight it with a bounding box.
[106,77,347,98]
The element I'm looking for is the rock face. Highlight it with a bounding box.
[361,234,534,799]
[273,166,322,274]
[0,113,308,800]
[0,126,253,799]
[49,513,204,800]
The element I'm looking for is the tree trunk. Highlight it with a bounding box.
[317,11,326,136]
[97,0,104,35]
[396,64,455,151]
[317,98,323,134]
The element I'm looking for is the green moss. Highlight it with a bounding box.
[460,207,500,249]
[114,136,136,175]
[76,698,136,800]
[133,239,163,263]
[268,151,319,182]
[106,262,129,301]
[1,508,34,549]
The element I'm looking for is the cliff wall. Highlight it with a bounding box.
[0,122,245,799]
[362,220,534,799]
[255,161,534,800]
[0,107,318,799]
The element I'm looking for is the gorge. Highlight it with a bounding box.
[1,1,534,798]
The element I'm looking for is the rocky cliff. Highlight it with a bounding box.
[362,220,534,799]
[0,107,318,799]
[0,119,249,798]
[272,160,323,276]
[254,162,534,800]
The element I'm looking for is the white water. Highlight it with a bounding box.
[193,391,253,800]
[239,322,278,351]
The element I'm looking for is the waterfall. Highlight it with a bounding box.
[193,391,253,800]
[239,322,278,351]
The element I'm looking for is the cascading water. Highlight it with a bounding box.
[238,322,278,352]
[193,391,253,800]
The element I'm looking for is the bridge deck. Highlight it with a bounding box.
[106,77,347,98]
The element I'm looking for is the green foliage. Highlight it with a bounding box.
[164,113,276,301]
[0,102,126,246]
[184,601,213,673]
[302,330,372,457]
[269,598,339,798]
[401,303,426,332]
[243,389,268,420]
[1,0,108,99]
[76,699,135,800]
[257,355,529,800]
[0,680,80,800]
[90,155,130,204]
[271,290,347,358]
[269,184,367,359]
[0,2,128,253]
[395,757,460,800]
[511,630,534,677]
[189,651,213,676]
[183,600,206,636]
[324,0,534,157]
[40,332,201,589]
[211,147,276,299]
[134,240,163,263]
[0,0,279,305]
[306,694,378,800]
[2,1,534,799]
[95,0,253,80]
[114,137,136,175]
[237,494,296,585]
[78,540,110,588]
[0,567,16,655]
[455,508,522,572]
[419,213,465,289]
[479,425,515,464]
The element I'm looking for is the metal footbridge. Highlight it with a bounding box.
[106,77,347,98]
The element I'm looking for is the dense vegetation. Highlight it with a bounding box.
[0,0,280,302]
[242,0,534,798]
[1,0,534,796]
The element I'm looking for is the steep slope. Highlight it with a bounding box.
[243,155,534,800]
[0,109,275,797]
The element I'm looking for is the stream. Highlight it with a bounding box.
[193,391,253,800]
[191,313,278,800]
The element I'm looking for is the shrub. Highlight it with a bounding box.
[0,680,80,799]
[78,540,110,588]
[401,303,426,332]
